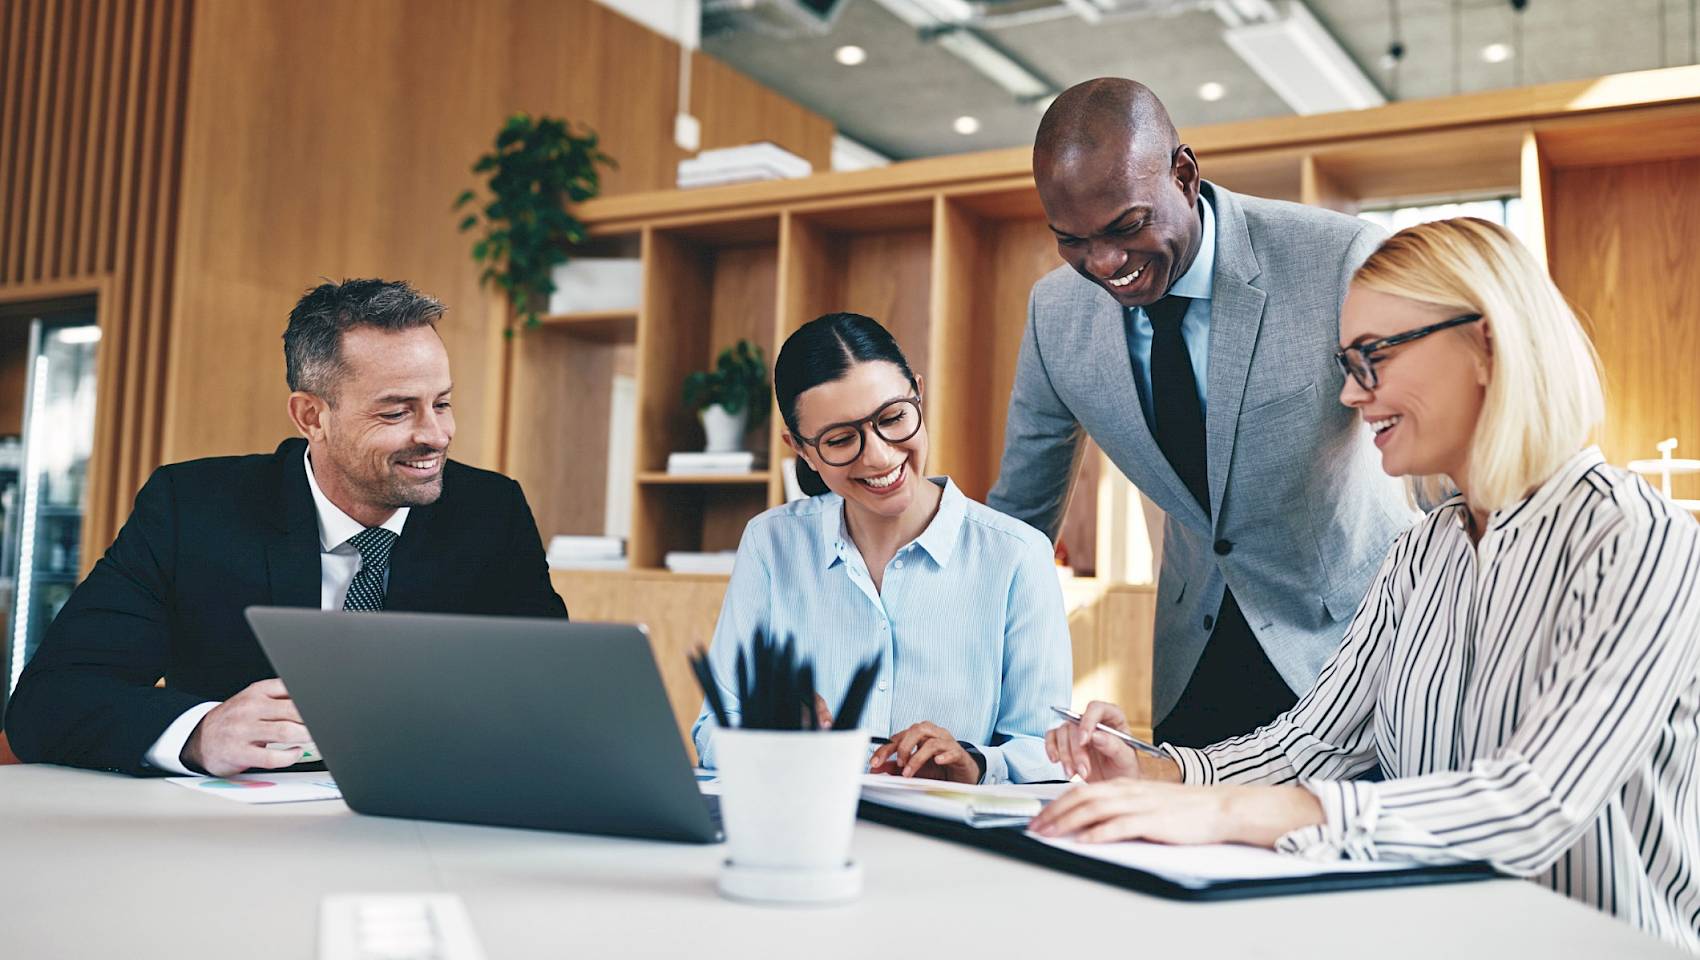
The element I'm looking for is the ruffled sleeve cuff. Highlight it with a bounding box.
[1274,779,1381,862]
[1162,744,1217,785]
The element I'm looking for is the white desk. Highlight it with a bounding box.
[0,765,1684,958]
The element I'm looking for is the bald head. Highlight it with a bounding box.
[1034,78,1179,176]
[1032,78,1204,309]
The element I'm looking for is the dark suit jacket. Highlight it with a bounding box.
[3,437,567,773]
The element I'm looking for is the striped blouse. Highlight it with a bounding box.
[1167,448,1700,951]
[691,477,1072,784]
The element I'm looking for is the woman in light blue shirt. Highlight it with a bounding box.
[692,312,1072,785]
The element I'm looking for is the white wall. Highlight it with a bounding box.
[591,0,700,48]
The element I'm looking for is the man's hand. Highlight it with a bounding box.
[181,679,311,777]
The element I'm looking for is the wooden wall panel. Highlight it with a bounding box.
[691,52,834,172]
[1550,157,1700,503]
[0,0,192,569]
[163,0,833,478]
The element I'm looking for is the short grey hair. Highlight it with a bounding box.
[283,279,444,401]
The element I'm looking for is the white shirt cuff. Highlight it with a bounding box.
[1274,779,1382,862]
[1162,743,1218,784]
[143,701,221,775]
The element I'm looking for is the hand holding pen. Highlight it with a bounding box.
[1045,701,1179,783]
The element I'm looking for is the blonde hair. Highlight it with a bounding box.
[1352,217,1604,512]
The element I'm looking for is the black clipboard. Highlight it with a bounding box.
[858,800,1499,901]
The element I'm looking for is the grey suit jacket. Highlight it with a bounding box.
[988,182,1418,724]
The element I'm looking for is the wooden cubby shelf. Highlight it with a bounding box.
[637,472,773,485]
[536,309,637,342]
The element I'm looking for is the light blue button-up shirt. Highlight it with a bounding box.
[1124,193,1217,434]
[691,478,1072,784]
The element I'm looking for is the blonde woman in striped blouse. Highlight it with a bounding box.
[1030,217,1700,950]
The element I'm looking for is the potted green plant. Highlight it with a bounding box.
[455,113,615,330]
[683,340,770,453]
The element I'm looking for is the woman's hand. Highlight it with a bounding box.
[1027,780,1325,847]
[869,722,981,784]
[1045,700,1150,782]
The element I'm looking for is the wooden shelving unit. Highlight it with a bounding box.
[498,66,1700,740]
[636,472,772,485]
[535,309,637,342]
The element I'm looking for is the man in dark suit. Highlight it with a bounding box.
[4,279,567,776]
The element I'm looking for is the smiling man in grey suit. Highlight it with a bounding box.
[988,79,1416,747]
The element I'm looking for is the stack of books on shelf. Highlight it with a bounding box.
[547,535,627,572]
[677,142,812,189]
[666,451,761,475]
[664,551,738,576]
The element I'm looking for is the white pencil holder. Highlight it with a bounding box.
[713,727,869,905]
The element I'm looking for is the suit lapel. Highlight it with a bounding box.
[1089,287,1211,528]
[383,484,446,611]
[1201,183,1266,520]
[263,439,323,609]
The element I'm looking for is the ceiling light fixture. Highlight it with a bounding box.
[834,45,867,66]
[1198,81,1226,101]
[1480,42,1512,63]
[953,115,981,135]
[1222,1,1388,114]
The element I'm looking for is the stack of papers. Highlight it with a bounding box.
[859,774,1070,828]
[667,451,760,475]
[678,142,812,189]
[664,551,738,575]
[1031,834,1426,889]
[547,535,627,572]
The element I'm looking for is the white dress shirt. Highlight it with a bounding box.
[1167,448,1700,950]
[141,451,409,775]
[1123,192,1215,434]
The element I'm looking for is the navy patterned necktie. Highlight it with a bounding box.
[342,527,398,612]
[1147,295,1209,513]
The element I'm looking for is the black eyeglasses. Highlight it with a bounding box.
[1335,314,1481,391]
[796,396,923,467]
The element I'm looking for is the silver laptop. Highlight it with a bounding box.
[244,607,720,843]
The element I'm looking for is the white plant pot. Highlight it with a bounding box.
[713,727,869,904]
[699,404,748,454]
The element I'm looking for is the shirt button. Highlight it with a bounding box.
[1203,614,1215,631]
[1214,539,1232,556]
[880,622,888,631]
[878,681,887,691]
[894,559,904,569]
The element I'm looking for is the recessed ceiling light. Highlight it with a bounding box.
[835,45,867,66]
[1197,81,1226,102]
[1480,42,1513,63]
[953,115,981,135]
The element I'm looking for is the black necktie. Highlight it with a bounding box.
[1147,295,1209,512]
[342,527,398,611]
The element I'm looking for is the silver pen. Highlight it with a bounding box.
[1050,706,1167,758]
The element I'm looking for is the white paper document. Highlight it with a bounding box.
[1032,834,1428,889]
[167,771,342,804]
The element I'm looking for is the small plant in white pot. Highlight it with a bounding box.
[682,340,769,454]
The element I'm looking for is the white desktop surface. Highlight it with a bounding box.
[0,764,1685,958]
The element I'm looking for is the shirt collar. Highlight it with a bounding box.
[304,449,409,552]
[1489,446,1607,532]
[1166,192,1216,302]
[817,476,967,570]
[1438,446,1607,535]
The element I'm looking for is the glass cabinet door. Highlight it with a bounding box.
[5,316,98,697]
